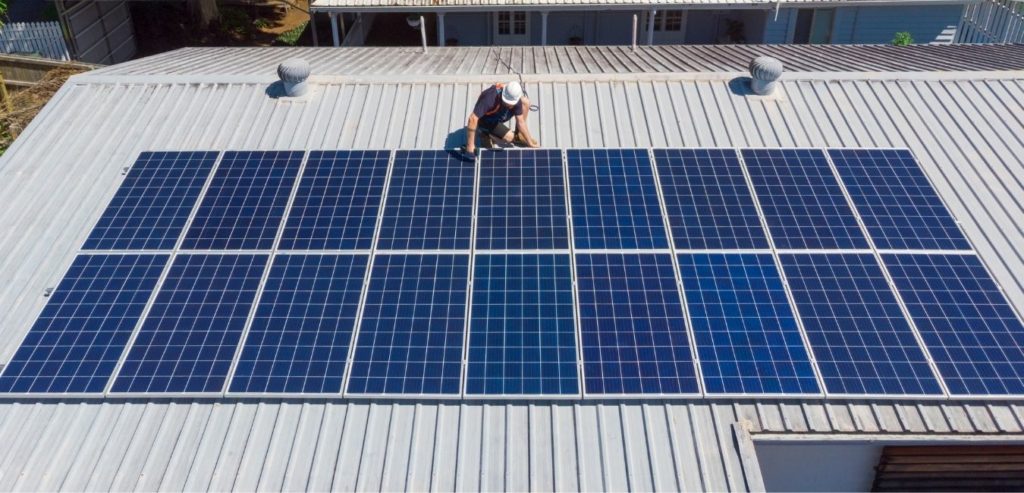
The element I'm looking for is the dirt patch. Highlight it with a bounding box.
[0,65,87,154]
[131,0,313,57]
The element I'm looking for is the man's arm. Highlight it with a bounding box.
[515,98,539,148]
[465,113,479,155]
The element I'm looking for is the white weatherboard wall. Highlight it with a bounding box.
[766,5,963,43]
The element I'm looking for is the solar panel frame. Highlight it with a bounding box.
[278,150,391,251]
[779,252,944,397]
[0,254,170,395]
[464,253,580,397]
[678,253,821,396]
[181,150,305,250]
[741,148,869,250]
[226,253,370,395]
[566,148,670,250]
[375,150,476,251]
[575,252,702,396]
[109,253,270,395]
[475,149,571,251]
[652,148,769,250]
[882,252,1024,396]
[83,151,219,251]
[344,253,471,397]
[829,148,971,251]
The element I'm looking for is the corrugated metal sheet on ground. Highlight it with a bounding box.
[84,44,1024,78]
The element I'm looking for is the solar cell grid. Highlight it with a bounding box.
[679,253,819,394]
[182,150,303,250]
[376,150,475,250]
[229,254,369,394]
[111,254,268,394]
[476,150,570,250]
[0,254,168,394]
[347,254,469,395]
[567,149,670,249]
[830,148,971,251]
[279,150,390,250]
[84,151,218,250]
[742,148,868,250]
[576,253,699,394]
[780,253,942,395]
[884,253,1024,395]
[465,254,578,395]
[654,149,768,250]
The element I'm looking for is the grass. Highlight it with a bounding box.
[275,21,307,45]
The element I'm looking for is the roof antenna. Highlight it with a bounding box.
[495,52,539,112]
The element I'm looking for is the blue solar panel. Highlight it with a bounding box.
[0,254,168,394]
[884,253,1024,395]
[182,151,303,250]
[567,149,669,249]
[576,253,699,394]
[229,254,369,394]
[780,253,942,395]
[654,149,768,250]
[678,253,819,394]
[278,150,390,250]
[466,254,578,395]
[347,254,469,395]
[376,151,475,250]
[476,150,570,250]
[84,151,218,250]
[830,149,970,251]
[111,254,268,393]
[743,149,868,250]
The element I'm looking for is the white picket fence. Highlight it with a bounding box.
[0,21,70,61]
[957,0,1024,44]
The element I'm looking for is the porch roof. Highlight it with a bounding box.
[309,0,968,11]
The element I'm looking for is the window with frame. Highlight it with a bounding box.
[654,10,683,32]
[497,12,527,36]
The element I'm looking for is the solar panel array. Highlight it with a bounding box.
[5,147,1023,399]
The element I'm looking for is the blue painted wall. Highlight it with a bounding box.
[764,5,963,44]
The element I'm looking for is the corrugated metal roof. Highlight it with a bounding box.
[0,399,1021,491]
[308,0,964,10]
[85,45,1024,79]
[2,46,1024,490]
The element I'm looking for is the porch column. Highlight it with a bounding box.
[311,11,319,46]
[330,13,341,46]
[541,11,549,45]
[646,9,656,45]
[437,12,446,46]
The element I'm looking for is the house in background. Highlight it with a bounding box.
[310,0,1024,47]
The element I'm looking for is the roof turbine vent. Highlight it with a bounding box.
[749,56,783,96]
[278,58,311,97]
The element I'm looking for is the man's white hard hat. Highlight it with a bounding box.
[501,81,523,105]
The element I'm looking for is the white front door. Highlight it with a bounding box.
[494,12,530,45]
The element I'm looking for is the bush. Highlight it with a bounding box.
[892,31,914,46]
[275,21,307,46]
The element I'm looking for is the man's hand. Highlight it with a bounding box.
[465,142,476,156]
[527,138,539,148]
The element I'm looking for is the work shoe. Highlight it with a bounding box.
[481,134,494,148]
